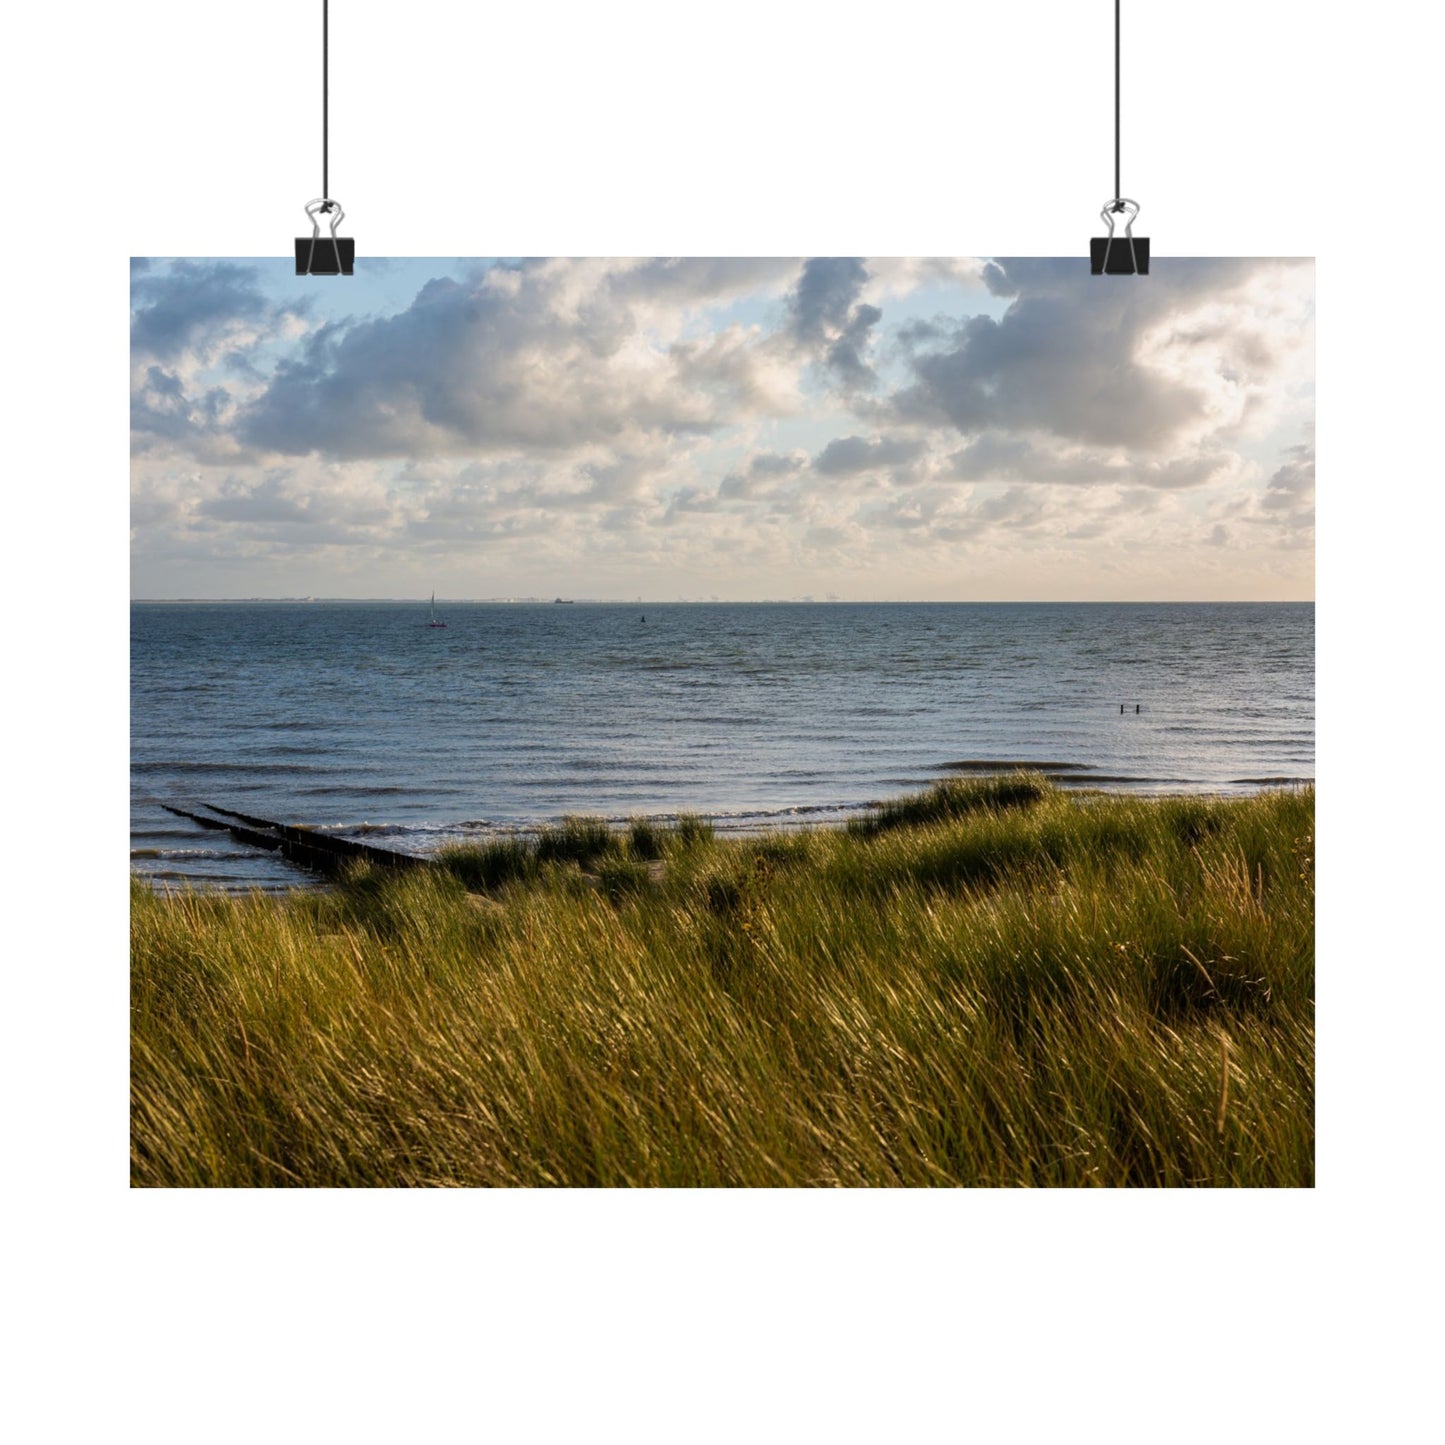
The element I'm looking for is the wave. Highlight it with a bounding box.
[938,759,1094,772]
[131,847,227,859]
[1228,776,1313,785]
[1065,775,1196,785]
[132,760,334,775]
[292,784,438,798]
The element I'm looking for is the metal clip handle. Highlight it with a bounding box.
[1099,198,1142,274]
[302,198,345,275]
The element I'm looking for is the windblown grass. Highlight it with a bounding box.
[131,778,1314,1187]
[846,772,1051,836]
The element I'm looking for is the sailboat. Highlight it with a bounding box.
[426,592,447,628]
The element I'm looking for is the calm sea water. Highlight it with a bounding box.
[131,601,1314,891]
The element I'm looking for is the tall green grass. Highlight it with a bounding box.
[131,779,1313,1186]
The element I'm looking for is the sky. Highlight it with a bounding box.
[130,256,1314,600]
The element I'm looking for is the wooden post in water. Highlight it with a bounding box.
[162,803,430,879]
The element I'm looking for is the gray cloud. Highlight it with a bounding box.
[1228,442,1314,550]
[891,258,1282,450]
[717,451,805,500]
[131,260,291,363]
[814,435,925,477]
[130,364,238,459]
[236,262,792,461]
[130,262,315,461]
[790,258,867,344]
[948,433,1231,490]
[663,486,723,522]
[1262,444,1315,518]
[195,470,392,531]
[971,486,1048,528]
[611,256,799,306]
[787,258,881,391]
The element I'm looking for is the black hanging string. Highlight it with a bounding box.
[322,0,330,209]
[295,0,353,274]
[1090,0,1147,274]
[1113,0,1120,206]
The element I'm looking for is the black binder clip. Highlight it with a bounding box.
[1091,198,1149,275]
[295,198,354,276]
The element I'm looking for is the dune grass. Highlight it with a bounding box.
[131,777,1314,1187]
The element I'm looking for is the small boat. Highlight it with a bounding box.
[426,592,447,628]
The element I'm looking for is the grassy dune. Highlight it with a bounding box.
[131,777,1314,1187]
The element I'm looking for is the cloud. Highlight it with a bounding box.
[608,256,799,309]
[717,451,806,500]
[787,257,882,390]
[1211,441,1314,552]
[195,470,393,530]
[947,433,1235,490]
[236,260,797,461]
[130,364,249,463]
[130,261,311,460]
[860,257,988,302]
[131,260,295,365]
[814,435,925,477]
[891,257,1307,451]
[789,257,867,345]
[1261,444,1315,520]
[670,324,799,419]
[869,257,1314,534]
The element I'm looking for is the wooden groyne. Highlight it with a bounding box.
[162,803,431,879]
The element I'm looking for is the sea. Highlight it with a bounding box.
[131,601,1315,891]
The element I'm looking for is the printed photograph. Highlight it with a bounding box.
[131,256,1314,1186]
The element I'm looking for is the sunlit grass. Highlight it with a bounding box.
[131,778,1314,1187]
